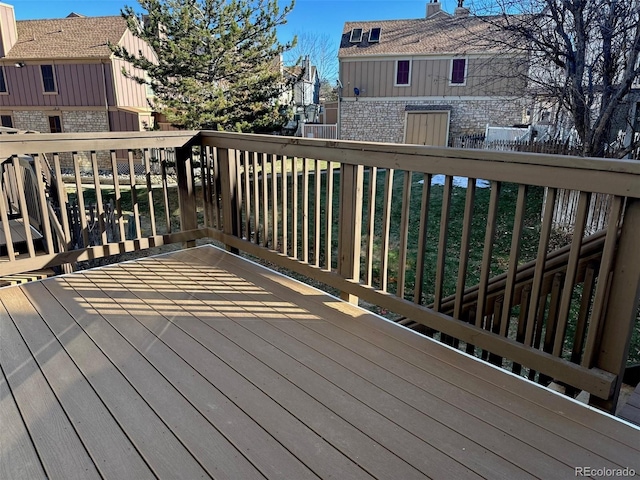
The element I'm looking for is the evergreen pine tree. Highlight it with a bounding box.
[112,0,296,132]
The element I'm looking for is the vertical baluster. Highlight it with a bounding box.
[234,150,243,239]
[302,158,310,262]
[142,149,156,237]
[243,152,251,241]
[90,151,107,245]
[498,184,527,328]
[282,155,288,254]
[511,284,532,375]
[364,166,378,286]
[397,171,413,298]
[314,159,321,267]
[159,149,172,234]
[202,145,212,228]
[539,272,564,384]
[127,149,141,239]
[414,173,432,304]
[252,152,260,244]
[325,161,334,271]
[0,178,15,261]
[53,153,72,248]
[270,154,278,251]
[553,191,590,356]
[380,168,394,292]
[291,156,298,258]
[434,175,453,311]
[261,153,268,247]
[524,187,557,346]
[72,152,89,247]
[453,178,476,318]
[488,297,504,366]
[571,263,596,364]
[32,154,53,253]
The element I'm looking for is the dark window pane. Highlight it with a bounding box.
[369,28,381,42]
[451,59,466,84]
[41,65,56,92]
[1,115,12,128]
[350,28,362,42]
[48,115,62,133]
[396,60,410,85]
[0,68,6,93]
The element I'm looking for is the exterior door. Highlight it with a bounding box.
[405,112,449,146]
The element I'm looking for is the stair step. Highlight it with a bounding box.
[0,268,56,287]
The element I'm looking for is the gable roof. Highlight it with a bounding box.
[3,15,128,59]
[339,14,504,58]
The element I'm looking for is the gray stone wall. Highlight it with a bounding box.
[11,110,111,170]
[339,98,525,143]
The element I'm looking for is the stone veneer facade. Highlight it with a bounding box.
[12,110,111,170]
[339,98,526,144]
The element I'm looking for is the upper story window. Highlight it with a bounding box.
[41,65,57,93]
[369,28,381,43]
[0,66,7,93]
[450,58,467,85]
[350,28,363,43]
[395,60,411,86]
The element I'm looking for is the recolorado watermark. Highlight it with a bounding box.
[575,467,635,477]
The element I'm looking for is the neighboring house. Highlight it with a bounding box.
[0,3,154,153]
[283,56,321,133]
[337,0,527,145]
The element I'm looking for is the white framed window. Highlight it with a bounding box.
[40,65,58,94]
[369,27,381,43]
[395,59,411,86]
[450,58,467,86]
[350,28,363,43]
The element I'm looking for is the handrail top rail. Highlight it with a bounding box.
[199,130,640,176]
[200,131,640,198]
[0,130,199,157]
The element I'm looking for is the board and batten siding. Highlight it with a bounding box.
[0,62,115,107]
[112,30,156,108]
[340,57,524,98]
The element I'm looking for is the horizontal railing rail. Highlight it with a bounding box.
[199,131,640,413]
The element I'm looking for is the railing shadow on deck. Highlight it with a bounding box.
[1,130,639,414]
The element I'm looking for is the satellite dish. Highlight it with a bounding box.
[354,87,360,96]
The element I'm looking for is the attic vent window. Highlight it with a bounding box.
[350,28,363,43]
[369,27,381,43]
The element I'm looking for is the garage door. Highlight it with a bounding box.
[404,112,450,146]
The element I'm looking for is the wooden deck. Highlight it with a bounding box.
[0,218,42,247]
[1,245,638,480]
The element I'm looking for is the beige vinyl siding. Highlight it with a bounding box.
[341,57,523,98]
[0,63,112,107]
[113,30,156,108]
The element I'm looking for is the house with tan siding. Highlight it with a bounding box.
[338,1,528,145]
[0,2,154,140]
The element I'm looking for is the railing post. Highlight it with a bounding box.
[589,197,640,412]
[217,148,240,254]
[176,145,197,248]
[337,163,364,304]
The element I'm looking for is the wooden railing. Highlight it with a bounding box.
[198,131,640,413]
[1,130,639,413]
[0,131,207,276]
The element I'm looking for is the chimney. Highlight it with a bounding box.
[454,0,470,17]
[426,0,441,19]
[0,2,18,57]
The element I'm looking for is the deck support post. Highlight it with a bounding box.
[589,197,640,412]
[217,148,240,254]
[337,163,364,305]
[176,145,197,248]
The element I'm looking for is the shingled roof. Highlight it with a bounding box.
[339,14,503,58]
[3,15,128,59]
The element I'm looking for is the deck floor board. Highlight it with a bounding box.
[1,244,638,479]
[197,248,640,457]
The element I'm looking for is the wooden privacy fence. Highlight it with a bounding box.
[197,131,640,413]
[1,130,639,414]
